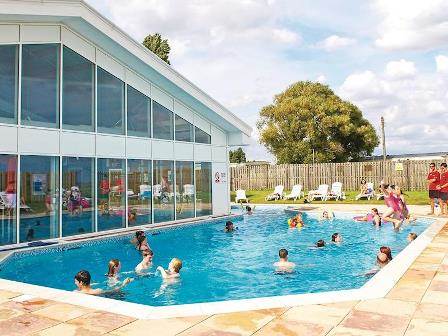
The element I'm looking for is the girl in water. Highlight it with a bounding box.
[353,208,381,227]
[380,184,403,229]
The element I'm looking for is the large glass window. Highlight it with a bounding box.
[195,127,211,144]
[153,160,174,223]
[97,67,125,134]
[97,158,126,231]
[20,156,59,242]
[62,157,95,236]
[195,162,212,217]
[62,47,95,132]
[175,161,194,220]
[21,44,60,128]
[127,86,151,137]
[175,115,194,142]
[0,45,18,124]
[0,155,17,245]
[153,101,173,140]
[128,159,152,226]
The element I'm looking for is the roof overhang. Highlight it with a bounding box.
[0,0,253,137]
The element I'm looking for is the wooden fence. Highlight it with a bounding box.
[230,160,447,191]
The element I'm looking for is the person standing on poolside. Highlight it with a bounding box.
[427,162,440,215]
[437,163,448,216]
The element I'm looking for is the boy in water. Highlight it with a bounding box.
[157,258,182,279]
[74,270,131,295]
[273,249,296,269]
[135,250,154,274]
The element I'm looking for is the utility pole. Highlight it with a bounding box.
[381,116,386,162]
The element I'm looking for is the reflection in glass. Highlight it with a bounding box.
[195,127,211,144]
[195,162,212,217]
[175,115,194,142]
[97,158,126,231]
[62,157,95,236]
[0,155,17,245]
[62,47,95,131]
[127,159,152,226]
[175,161,194,220]
[0,45,18,124]
[21,44,60,128]
[153,160,174,223]
[20,156,59,242]
[153,101,173,140]
[97,67,125,134]
[127,86,151,137]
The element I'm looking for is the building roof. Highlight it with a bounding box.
[0,0,252,137]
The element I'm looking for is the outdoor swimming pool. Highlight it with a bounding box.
[0,206,434,307]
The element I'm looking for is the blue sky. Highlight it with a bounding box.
[87,0,448,161]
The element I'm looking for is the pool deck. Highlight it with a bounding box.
[0,204,447,335]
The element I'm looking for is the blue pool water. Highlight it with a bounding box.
[0,206,434,306]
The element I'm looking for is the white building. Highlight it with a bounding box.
[0,0,251,247]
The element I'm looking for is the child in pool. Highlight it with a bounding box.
[157,258,182,279]
[381,184,403,229]
[316,239,326,247]
[130,230,145,247]
[288,213,304,228]
[135,250,153,274]
[380,246,393,261]
[331,233,342,243]
[74,270,131,295]
[407,232,417,242]
[319,209,334,220]
[273,249,296,270]
[224,221,237,232]
[353,208,381,227]
[365,252,390,276]
[245,205,254,215]
[136,234,152,254]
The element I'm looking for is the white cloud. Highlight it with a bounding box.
[316,35,356,51]
[374,0,448,50]
[316,74,327,83]
[385,59,416,79]
[339,60,448,154]
[436,55,448,73]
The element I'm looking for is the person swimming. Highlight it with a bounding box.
[353,208,381,227]
[379,246,393,261]
[316,239,326,247]
[331,233,342,243]
[131,230,145,247]
[74,270,132,295]
[407,232,418,242]
[136,234,152,254]
[157,258,182,279]
[245,205,254,215]
[135,250,154,274]
[224,221,237,232]
[106,259,122,282]
[365,252,390,276]
[273,248,296,270]
[319,209,334,220]
[288,213,304,228]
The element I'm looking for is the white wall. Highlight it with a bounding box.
[212,162,230,216]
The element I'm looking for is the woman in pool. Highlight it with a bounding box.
[136,234,152,254]
[157,258,182,279]
[131,230,145,247]
[353,208,381,227]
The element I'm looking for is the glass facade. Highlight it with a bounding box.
[0,155,17,246]
[97,67,125,134]
[62,157,95,236]
[195,127,211,144]
[20,156,60,242]
[195,162,212,217]
[127,159,152,226]
[175,161,195,220]
[97,158,126,231]
[21,44,60,128]
[62,47,95,131]
[175,115,194,142]
[0,45,18,124]
[153,101,173,140]
[153,160,174,223]
[127,85,151,137]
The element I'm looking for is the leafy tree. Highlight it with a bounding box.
[257,81,379,163]
[229,147,247,163]
[142,33,171,65]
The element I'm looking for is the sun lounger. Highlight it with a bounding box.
[235,189,248,203]
[326,182,346,201]
[356,182,375,200]
[307,184,329,201]
[265,185,284,201]
[284,184,304,201]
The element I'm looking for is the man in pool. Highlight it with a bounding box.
[74,270,132,295]
[273,249,295,269]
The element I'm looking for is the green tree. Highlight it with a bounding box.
[257,81,379,163]
[229,147,247,163]
[142,33,171,65]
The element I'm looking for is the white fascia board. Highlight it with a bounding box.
[0,0,252,137]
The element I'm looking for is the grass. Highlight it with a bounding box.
[231,190,429,205]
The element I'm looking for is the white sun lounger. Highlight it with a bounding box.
[284,184,304,201]
[307,184,329,201]
[326,182,346,201]
[235,189,248,203]
[265,185,284,201]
